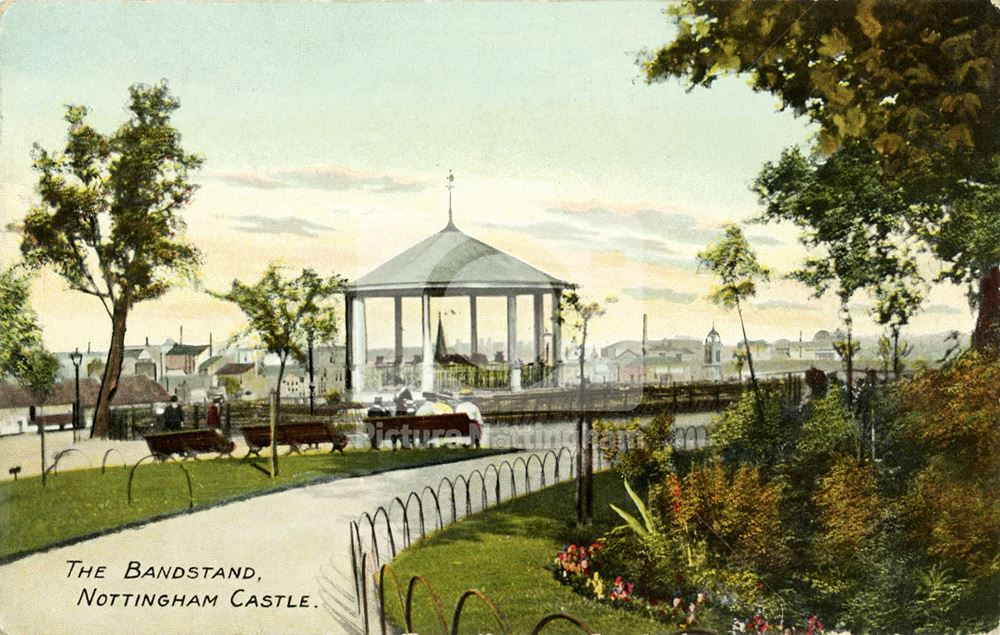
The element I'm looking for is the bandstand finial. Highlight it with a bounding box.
[446,170,455,228]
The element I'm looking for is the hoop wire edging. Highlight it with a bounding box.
[420,485,445,530]
[387,496,413,549]
[451,589,511,635]
[127,454,194,511]
[529,612,594,634]
[101,448,126,474]
[351,448,590,633]
[404,573,450,635]
[466,469,489,512]
[46,448,92,476]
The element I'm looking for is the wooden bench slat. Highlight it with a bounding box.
[239,421,349,457]
[365,413,481,449]
[144,429,235,460]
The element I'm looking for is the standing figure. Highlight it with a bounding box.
[205,400,221,427]
[163,395,184,431]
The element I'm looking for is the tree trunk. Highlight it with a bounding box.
[37,407,46,487]
[892,328,901,379]
[735,301,757,384]
[91,297,129,438]
[972,265,1000,354]
[271,359,285,478]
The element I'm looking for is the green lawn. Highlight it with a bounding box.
[0,447,507,562]
[384,471,669,635]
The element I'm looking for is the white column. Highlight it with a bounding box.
[533,293,544,361]
[469,295,478,357]
[393,297,403,366]
[551,289,562,386]
[506,294,517,365]
[421,291,434,392]
[350,294,367,393]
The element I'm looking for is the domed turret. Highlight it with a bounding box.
[704,324,722,372]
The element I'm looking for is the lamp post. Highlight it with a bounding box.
[307,331,315,416]
[70,348,83,442]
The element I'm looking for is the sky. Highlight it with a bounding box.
[0,1,974,356]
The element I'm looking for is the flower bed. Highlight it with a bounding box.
[551,540,714,631]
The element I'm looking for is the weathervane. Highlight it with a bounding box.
[446,170,455,226]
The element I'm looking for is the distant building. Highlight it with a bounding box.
[0,376,170,436]
[703,326,723,381]
[163,344,211,375]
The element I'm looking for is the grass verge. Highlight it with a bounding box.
[0,447,509,563]
[383,470,667,634]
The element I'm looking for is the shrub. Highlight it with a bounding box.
[594,412,674,496]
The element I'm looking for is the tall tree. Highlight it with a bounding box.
[214,263,347,477]
[697,224,771,386]
[644,0,1000,349]
[560,291,616,526]
[18,81,203,436]
[754,142,926,377]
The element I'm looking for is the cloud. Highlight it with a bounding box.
[210,166,429,193]
[621,286,698,304]
[224,214,333,237]
[477,219,601,244]
[746,233,782,246]
[628,237,676,256]
[754,299,822,311]
[924,303,963,315]
[547,204,782,247]
[214,173,286,190]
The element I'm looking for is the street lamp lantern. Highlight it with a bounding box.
[70,348,83,441]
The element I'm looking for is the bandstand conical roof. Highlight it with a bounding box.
[352,220,572,295]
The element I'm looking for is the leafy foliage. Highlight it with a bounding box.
[794,386,858,463]
[643,0,1000,193]
[0,268,57,401]
[595,412,675,494]
[755,143,926,323]
[20,80,202,309]
[596,353,1000,631]
[697,223,771,311]
[710,386,786,470]
[650,463,793,617]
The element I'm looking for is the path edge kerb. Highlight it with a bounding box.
[0,448,519,567]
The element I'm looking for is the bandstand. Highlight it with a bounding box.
[345,197,573,396]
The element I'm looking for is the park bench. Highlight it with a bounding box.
[144,429,236,461]
[240,421,350,458]
[365,413,481,449]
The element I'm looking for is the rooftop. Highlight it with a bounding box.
[216,363,255,376]
[352,221,572,294]
[166,344,210,357]
[0,376,170,409]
